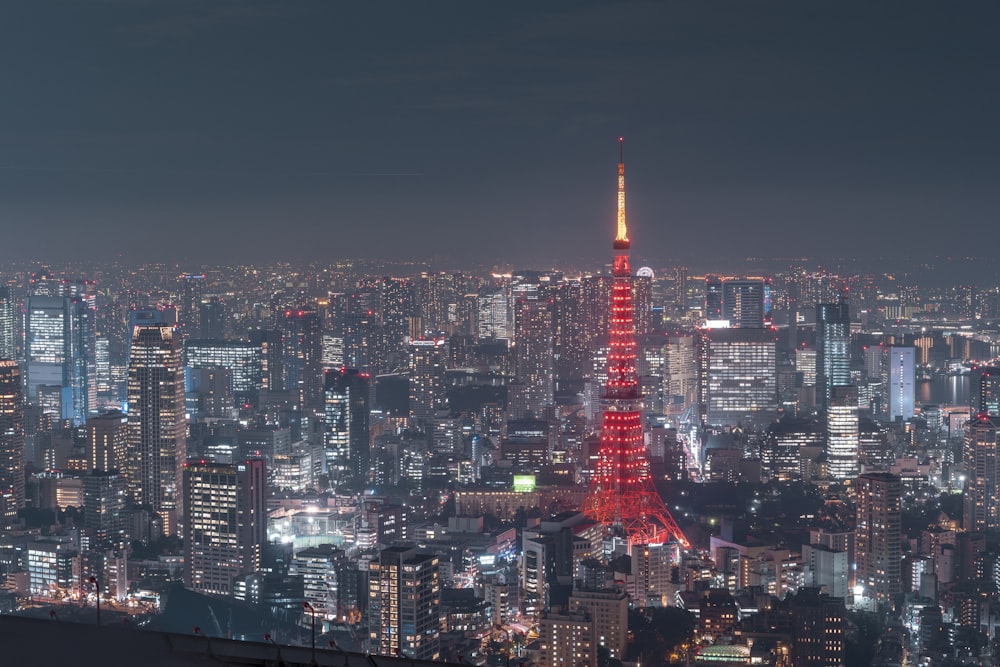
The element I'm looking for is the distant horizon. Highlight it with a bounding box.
[2,253,999,289]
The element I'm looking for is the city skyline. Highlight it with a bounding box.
[1,2,998,265]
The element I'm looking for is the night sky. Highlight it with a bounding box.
[1,1,998,267]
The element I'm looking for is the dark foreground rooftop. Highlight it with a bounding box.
[0,614,458,667]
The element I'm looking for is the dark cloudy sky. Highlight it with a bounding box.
[1,1,997,267]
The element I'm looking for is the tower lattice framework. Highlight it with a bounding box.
[581,139,690,549]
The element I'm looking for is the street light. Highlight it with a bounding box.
[88,576,101,626]
[304,601,317,664]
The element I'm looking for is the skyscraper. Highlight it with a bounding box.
[177,273,205,339]
[477,290,511,340]
[855,472,902,609]
[721,278,765,328]
[826,385,859,481]
[25,276,96,425]
[282,306,323,408]
[183,458,266,596]
[0,360,25,524]
[962,415,999,532]
[0,285,15,361]
[184,339,263,405]
[970,366,1000,418]
[324,367,371,484]
[704,276,723,320]
[816,301,850,411]
[887,346,915,421]
[368,546,440,660]
[408,338,447,423]
[86,410,128,473]
[83,469,127,547]
[127,324,186,535]
[698,327,778,426]
[581,139,688,548]
[513,288,554,418]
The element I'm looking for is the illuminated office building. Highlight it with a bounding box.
[26,285,96,425]
[282,306,323,408]
[183,458,266,596]
[477,291,511,340]
[0,360,25,524]
[324,367,371,483]
[971,366,1000,418]
[705,276,723,320]
[887,346,915,421]
[855,472,901,609]
[368,546,440,660]
[962,415,999,533]
[816,302,850,411]
[826,385,859,481]
[408,338,447,422]
[0,285,15,360]
[722,278,765,328]
[86,410,128,473]
[83,469,127,547]
[177,273,205,339]
[127,324,186,535]
[698,327,777,426]
[184,339,263,403]
[513,289,554,418]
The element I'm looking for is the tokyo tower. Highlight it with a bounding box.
[581,138,690,549]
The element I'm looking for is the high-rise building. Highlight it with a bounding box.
[971,366,1000,418]
[324,367,371,483]
[282,306,323,408]
[127,324,186,535]
[0,285,15,360]
[177,273,205,339]
[962,415,999,532]
[663,334,698,416]
[538,611,596,667]
[477,291,511,340]
[704,276,723,320]
[198,297,226,340]
[184,339,263,405]
[887,346,915,421]
[82,469,127,547]
[568,589,629,660]
[86,410,128,473]
[408,338,447,423]
[368,546,440,660]
[581,139,688,548]
[722,279,765,328]
[816,302,850,411]
[790,588,846,667]
[292,544,349,620]
[183,458,266,596]
[25,287,96,425]
[855,472,902,609]
[513,289,554,418]
[698,327,777,426]
[0,360,25,523]
[826,385,859,481]
[248,328,283,392]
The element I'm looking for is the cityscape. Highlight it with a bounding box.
[1,3,1000,667]
[1,142,999,667]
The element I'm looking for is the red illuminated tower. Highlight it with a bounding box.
[582,139,690,548]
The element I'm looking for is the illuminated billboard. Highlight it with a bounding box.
[512,475,536,493]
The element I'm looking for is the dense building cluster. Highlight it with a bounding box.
[1,193,1000,667]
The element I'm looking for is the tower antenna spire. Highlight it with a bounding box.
[614,137,629,248]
